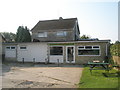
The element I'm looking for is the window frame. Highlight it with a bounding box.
[11,46,16,49]
[20,46,27,50]
[6,46,11,50]
[77,45,101,56]
[38,32,47,37]
[56,31,67,37]
[50,46,64,56]
[6,46,16,50]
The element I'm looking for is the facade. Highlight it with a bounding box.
[31,17,80,42]
[3,40,110,64]
[0,34,6,61]
[2,17,111,64]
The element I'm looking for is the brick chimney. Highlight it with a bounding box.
[59,17,63,20]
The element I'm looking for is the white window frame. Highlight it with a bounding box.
[66,46,75,63]
[56,31,67,37]
[77,45,101,56]
[38,32,47,37]
[6,46,16,50]
[19,46,27,50]
[49,46,64,56]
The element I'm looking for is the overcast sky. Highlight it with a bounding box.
[0,0,119,43]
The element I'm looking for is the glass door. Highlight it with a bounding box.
[66,46,75,63]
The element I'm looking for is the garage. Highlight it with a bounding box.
[17,42,48,62]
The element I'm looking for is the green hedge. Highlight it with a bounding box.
[110,43,120,57]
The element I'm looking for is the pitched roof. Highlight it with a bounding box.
[31,18,78,31]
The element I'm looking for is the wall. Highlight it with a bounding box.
[4,44,17,61]
[49,56,63,63]
[17,43,47,62]
[32,29,74,42]
[75,42,109,64]
[0,35,2,61]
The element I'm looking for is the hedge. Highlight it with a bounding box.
[110,43,120,57]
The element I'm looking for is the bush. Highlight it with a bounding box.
[110,43,120,57]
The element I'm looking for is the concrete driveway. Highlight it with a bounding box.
[2,63,83,88]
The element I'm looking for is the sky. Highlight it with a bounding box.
[0,0,119,43]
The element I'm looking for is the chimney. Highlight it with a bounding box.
[59,17,63,20]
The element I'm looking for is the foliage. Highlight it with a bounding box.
[15,26,31,42]
[110,43,120,57]
[0,32,16,42]
[80,34,91,39]
[79,67,119,88]
[115,40,120,44]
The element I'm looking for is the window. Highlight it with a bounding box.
[85,46,92,49]
[6,46,15,50]
[50,46,63,55]
[56,31,67,37]
[93,46,100,49]
[20,46,27,49]
[38,32,47,37]
[78,46,84,49]
[6,47,10,49]
[11,47,15,49]
[78,46,100,56]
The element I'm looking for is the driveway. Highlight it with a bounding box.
[2,63,83,88]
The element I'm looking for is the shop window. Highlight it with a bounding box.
[50,46,63,55]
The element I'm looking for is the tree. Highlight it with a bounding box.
[16,26,31,42]
[0,32,16,42]
[115,40,120,44]
[80,34,91,39]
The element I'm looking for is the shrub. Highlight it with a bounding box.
[110,43,120,57]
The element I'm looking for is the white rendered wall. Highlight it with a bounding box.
[5,46,16,58]
[49,56,63,63]
[17,43,47,62]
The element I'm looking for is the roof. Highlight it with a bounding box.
[0,33,6,41]
[31,17,78,31]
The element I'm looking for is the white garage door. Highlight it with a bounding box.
[5,46,16,58]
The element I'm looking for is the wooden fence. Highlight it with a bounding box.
[112,56,120,66]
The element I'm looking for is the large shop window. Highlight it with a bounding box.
[78,46,100,56]
[50,46,63,55]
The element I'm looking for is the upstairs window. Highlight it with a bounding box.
[56,31,67,37]
[38,32,47,37]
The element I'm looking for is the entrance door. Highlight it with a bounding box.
[66,46,75,63]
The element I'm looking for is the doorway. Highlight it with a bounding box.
[66,46,75,63]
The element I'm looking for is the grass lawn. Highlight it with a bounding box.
[79,67,119,88]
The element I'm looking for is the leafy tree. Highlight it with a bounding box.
[115,40,120,44]
[16,26,31,42]
[110,41,120,57]
[0,32,16,42]
[80,34,91,39]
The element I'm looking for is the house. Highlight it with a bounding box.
[31,17,80,42]
[0,33,6,61]
[3,17,111,64]
[0,33,6,43]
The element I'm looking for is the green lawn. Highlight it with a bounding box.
[79,67,119,88]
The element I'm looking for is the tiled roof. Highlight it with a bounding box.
[31,18,77,31]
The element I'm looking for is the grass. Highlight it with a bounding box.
[79,67,119,88]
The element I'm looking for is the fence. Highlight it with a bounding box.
[112,56,120,66]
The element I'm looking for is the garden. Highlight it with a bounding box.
[79,42,120,89]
